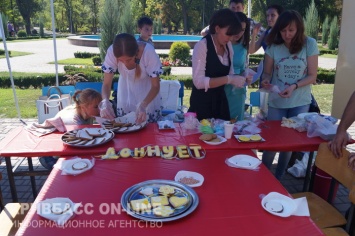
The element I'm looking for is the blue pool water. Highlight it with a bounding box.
[80,34,202,42]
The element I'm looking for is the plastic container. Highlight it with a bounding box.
[183,112,197,129]
[313,168,339,203]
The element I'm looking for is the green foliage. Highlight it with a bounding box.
[157,19,162,34]
[0,49,11,56]
[64,65,102,74]
[120,0,134,35]
[92,56,102,66]
[162,66,171,76]
[1,14,9,38]
[169,42,190,63]
[328,16,339,50]
[304,0,319,40]
[17,30,27,37]
[74,52,100,58]
[321,16,330,45]
[319,49,338,55]
[99,0,121,61]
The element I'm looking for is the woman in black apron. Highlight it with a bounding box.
[189,8,246,120]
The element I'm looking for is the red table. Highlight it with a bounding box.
[16,150,324,236]
[0,121,325,201]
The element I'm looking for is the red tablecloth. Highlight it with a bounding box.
[0,121,324,158]
[16,150,323,236]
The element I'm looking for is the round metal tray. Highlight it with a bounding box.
[111,121,147,133]
[61,128,114,148]
[121,179,199,222]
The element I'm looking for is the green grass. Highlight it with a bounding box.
[320,54,337,59]
[0,51,33,59]
[0,88,41,118]
[0,84,334,118]
[50,58,94,65]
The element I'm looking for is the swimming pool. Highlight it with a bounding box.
[67,34,202,49]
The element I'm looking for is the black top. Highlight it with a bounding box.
[188,34,231,120]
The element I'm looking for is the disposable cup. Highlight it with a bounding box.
[224,121,235,139]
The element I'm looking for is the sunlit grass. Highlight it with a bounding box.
[50,58,93,65]
[0,51,33,59]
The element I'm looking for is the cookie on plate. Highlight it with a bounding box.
[250,135,262,141]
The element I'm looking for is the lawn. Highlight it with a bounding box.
[0,84,334,119]
[51,58,94,65]
[0,51,32,59]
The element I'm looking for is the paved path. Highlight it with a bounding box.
[0,39,337,74]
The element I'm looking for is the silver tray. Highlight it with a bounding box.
[121,180,199,222]
[111,121,147,133]
[61,128,114,148]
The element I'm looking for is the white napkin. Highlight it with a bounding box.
[37,197,81,226]
[262,192,310,217]
[54,157,95,175]
[292,197,310,216]
[26,116,67,137]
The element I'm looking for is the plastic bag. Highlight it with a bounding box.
[287,152,309,178]
[305,114,338,140]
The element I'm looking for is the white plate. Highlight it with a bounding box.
[174,170,204,187]
[234,134,265,142]
[202,135,227,145]
[227,154,261,170]
[261,192,297,217]
[61,159,94,175]
[61,128,114,147]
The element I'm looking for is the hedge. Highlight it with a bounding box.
[0,49,11,56]
[74,52,100,58]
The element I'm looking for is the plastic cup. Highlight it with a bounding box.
[224,121,235,139]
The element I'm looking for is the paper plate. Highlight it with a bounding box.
[227,154,262,170]
[202,135,227,145]
[174,170,204,187]
[62,159,94,175]
[261,192,297,217]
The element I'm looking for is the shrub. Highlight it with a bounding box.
[169,42,190,64]
[162,66,171,76]
[304,0,319,40]
[92,56,102,66]
[74,52,100,58]
[328,16,339,50]
[17,30,27,37]
[99,0,120,61]
[0,49,11,56]
[31,29,38,35]
[321,16,330,45]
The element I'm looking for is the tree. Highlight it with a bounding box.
[304,0,319,40]
[99,0,121,60]
[120,0,134,35]
[328,16,339,50]
[321,16,329,45]
[15,0,40,34]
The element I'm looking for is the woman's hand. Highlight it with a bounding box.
[227,75,246,88]
[245,74,253,85]
[279,84,297,98]
[261,79,272,89]
[99,99,116,120]
[136,102,147,124]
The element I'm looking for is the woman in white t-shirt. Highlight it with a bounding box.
[100,33,163,123]
[261,10,319,180]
